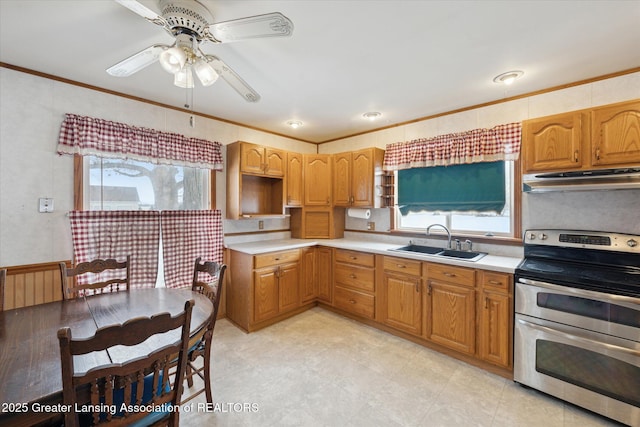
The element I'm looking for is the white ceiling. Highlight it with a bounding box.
[1,1,639,143]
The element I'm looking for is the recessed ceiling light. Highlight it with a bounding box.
[363,112,382,121]
[493,70,524,85]
[286,120,303,129]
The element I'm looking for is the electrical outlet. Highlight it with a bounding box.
[39,198,54,213]
[367,221,375,231]
[258,220,264,230]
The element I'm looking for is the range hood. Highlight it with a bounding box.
[523,167,640,192]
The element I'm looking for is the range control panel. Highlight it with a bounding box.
[524,229,640,253]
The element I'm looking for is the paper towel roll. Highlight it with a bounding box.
[347,208,371,219]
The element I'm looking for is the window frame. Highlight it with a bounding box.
[390,159,523,244]
[73,155,217,211]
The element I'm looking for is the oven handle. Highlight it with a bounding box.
[516,318,640,357]
[517,277,640,307]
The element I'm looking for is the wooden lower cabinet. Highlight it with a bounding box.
[381,256,422,336]
[317,247,333,303]
[477,271,513,369]
[425,279,476,355]
[332,249,376,319]
[227,249,304,332]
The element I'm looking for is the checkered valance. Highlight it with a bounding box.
[383,123,521,171]
[161,210,224,289]
[57,113,223,170]
[68,210,161,289]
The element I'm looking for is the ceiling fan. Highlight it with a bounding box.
[106,0,294,102]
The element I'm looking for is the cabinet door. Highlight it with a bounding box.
[591,101,640,166]
[253,268,279,322]
[286,152,304,206]
[241,143,266,175]
[304,154,332,206]
[523,112,585,172]
[351,149,375,207]
[265,148,286,177]
[425,280,475,355]
[383,272,422,336]
[478,290,512,368]
[300,247,317,303]
[317,247,333,303]
[278,263,300,313]
[333,152,352,206]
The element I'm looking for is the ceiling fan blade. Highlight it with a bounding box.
[207,12,293,43]
[114,0,169,29]
[106,45,168,77]
[206,56,260,102]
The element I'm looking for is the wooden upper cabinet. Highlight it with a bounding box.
[303,154,332,206]
[522,100,640,173]
[286,152,303,207]
[332,148,384,208]
[332,153,352,206]
[522,112,585,173]
[240,142,285,177]
[591,100,640,166]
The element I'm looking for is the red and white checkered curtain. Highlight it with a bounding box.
[57,113,223,170]
[383,122,521,170]
[161,210,224,289]
[68,211,161,289]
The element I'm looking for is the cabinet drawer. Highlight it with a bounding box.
[427,263,475,287]
[334,263,375,292]
[479,271,512,293]
[383,256,421,276]
[334,249,375,267]
[254,249,300,269]
[334,285,375,319]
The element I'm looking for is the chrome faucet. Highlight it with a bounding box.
[426,223,452,249]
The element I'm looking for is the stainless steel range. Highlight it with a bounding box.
[514,229,640,426]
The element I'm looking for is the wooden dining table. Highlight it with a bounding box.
[0,288,213,427]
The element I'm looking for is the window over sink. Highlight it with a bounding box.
[394,160,519,238]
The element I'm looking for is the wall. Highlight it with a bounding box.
[0,67,316,266]
[321,72,640,237]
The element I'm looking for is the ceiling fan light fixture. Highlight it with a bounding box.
[194,58,219,86]
[493,70,524,85]
[159,46,187,74]
[174,65,194,88]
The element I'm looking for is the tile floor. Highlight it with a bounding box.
[180,307,622,427]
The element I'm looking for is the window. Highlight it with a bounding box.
[395,161,516,238]
[78,156,214,211]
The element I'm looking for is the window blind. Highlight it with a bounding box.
[397,161,506,215]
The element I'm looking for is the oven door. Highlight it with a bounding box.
[515,277,640,342]
[514,313,640,426]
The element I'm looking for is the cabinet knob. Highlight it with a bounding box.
[595,148,601,161]
[574,150,579,163]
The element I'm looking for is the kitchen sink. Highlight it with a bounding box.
[389,244,444,255]
[438,249,487,261]
[388,245,487,262]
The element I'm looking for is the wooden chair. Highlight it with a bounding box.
[0,268,6,311]
[59,256,130,299]
[58,299,195,427]
[182,257,226,404]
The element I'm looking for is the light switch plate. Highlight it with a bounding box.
[39,198,54,213]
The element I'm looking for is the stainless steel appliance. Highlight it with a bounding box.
[514,230,640,426]
[522,167,640,192]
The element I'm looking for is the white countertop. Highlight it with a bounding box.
[226,238,522,273]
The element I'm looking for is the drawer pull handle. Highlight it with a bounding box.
[350,256,358,260]
[349,274,357,279]
[396,264,406,268]
[349,299,356,304]
[488,280,502,285]
[444,272,456,277]
[274,257,281,261]
[427,284,432,295]
[484,297,489,309]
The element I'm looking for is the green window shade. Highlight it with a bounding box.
[398,161,506,215]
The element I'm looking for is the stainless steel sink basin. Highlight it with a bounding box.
[388,245,487,262]
[389,244,444,255]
